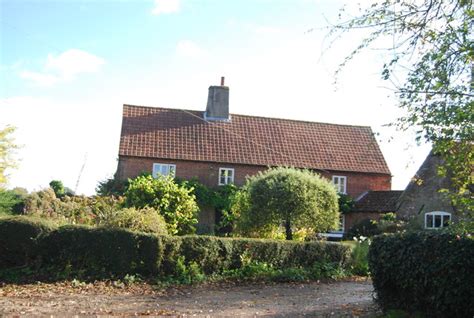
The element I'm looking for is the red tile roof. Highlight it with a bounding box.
[119,105,391,174]
[352,191,403,213]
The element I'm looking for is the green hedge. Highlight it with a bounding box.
[40,226,162,276]
[369,232,474,318]
[0,217,351,279]
[0,216,56,268]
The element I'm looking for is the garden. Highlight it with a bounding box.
[1,167,473,317]
[0,168,359,283]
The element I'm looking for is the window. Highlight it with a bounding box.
[152,163,176,178]
[219,168,234,185]
[425,211,451,229]
[332,176,347,194]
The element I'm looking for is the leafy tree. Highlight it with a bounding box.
[124,175,199,235]
[96,177,129,196]
[0,126,18,188]
[233,167,339,240]
[49,180,65,198]
[49,180,74,198]
[332,0,473,215]
[0,188,28,215]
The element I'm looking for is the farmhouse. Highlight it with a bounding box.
[116,79,392,231]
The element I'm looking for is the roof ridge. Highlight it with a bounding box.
[122,104,373,129]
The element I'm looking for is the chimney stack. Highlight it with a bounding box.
[204,76,230,121]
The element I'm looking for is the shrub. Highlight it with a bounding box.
[40,226,162,277]
[233,167,339,240]
[0,188,27,215]
[177,178,239,235]
[23,188,63,219]
[350,238,370,276]
[0,216,56,269]
[23,190,125,226]
[125,175,199,235]
[49,180,66,198]
[338,193,355,214]
[96,177,129,196]
[0,217,352,281]
[104,207,168,235]
[369,232,474,317]
[347,218,381,238]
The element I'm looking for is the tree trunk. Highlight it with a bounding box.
[285,219,292,240]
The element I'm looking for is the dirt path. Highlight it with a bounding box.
[0,280,379,317]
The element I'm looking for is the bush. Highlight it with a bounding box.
[350,238,370,276]
[23,188,64,219]
[369,232,474,317]
[233,167,339,240]
[104,207,168,235]
[0,188,27,215]
[96,177,129,196]
[49,180,72,198]
[347,218,381,238]
[0,216,56,269]
[23,190,125,226]
[40,226,162,277]
[125,175,199,235]
[0,217,352,281]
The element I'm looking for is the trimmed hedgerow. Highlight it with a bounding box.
[369,232,474,318]
[39,226,162,277]
[0,216,56,269]
[0,217,352,280]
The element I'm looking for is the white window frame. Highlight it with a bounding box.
[424,211,451,229]
[338,214,345,232]
[218,167,235,185]
[152,163,176,178]
[332,176,347,194]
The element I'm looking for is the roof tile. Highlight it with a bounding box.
[352,191,403,212]
[119,105,391,174]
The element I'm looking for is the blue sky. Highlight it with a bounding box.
[1,0,431,194]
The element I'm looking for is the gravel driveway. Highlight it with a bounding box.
[0,279,379,317]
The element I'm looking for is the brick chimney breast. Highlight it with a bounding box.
[204,77,230,121]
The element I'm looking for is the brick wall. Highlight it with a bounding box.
[117,155,391,198]
[116,156,264,188]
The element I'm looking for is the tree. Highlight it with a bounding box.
[233,167,339,240]
[0,126,18,188]
[332,0,473,215]
[49,180,75,198]
[96,177,129,196]
[49,180,65,198]
[124,175,199,235]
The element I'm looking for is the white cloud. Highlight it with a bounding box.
[19,71,59,87]
[46,49,105,80]
[151,0,180,15]
[20,49,105,87]
[176,40,207,58]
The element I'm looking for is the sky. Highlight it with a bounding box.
[0,0,431,195]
